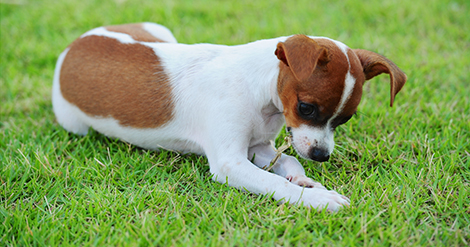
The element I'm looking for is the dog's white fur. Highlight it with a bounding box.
[53,23,368,211]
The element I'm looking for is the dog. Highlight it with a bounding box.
[52,23,406,211]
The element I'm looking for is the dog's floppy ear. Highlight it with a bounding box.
[275,35,330,82]
[353,49,407,107]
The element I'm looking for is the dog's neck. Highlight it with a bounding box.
[229,37,289,114]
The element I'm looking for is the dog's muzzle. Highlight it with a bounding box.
[308,147,330,162]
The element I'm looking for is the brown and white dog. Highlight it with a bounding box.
[53,23,406,211]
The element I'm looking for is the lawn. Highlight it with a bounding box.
[1,0,469,246]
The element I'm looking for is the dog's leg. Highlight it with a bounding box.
[248,143,326,189]
[141,22,178,43]
[201,112,348,211]
[207,148,348,211]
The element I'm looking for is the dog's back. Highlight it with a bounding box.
[52,23,177,136]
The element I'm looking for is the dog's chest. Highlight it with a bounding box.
[249,102,285,147]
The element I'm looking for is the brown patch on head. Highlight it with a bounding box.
[106,23,165,43]
[276,36,361,128]
[339,49,365,116]
[60,35,174,128]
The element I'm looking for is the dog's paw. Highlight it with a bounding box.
[298,188,350,212]
[286,175,327,190]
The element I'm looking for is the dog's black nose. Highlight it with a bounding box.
[309,147,330,162]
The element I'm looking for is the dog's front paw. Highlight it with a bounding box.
[298,188,350,212]
[286,175,327,190]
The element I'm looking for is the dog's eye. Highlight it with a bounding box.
[298,102,316,117]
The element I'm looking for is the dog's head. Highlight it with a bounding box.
[275,35,407,162]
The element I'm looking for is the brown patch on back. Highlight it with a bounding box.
[60,35,174,128]
[276,36,354,128]
[106,23,165,42]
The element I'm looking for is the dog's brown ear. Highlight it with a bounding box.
[275,35,330,82]
[353,49,407,107]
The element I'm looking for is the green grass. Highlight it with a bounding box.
[1,0,469,246]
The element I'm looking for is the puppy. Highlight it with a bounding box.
[53,23,406,211]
